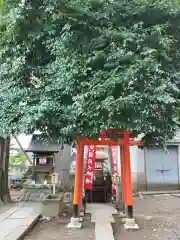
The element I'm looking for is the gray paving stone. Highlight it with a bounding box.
[95,223,114,240]
[20,213,40,226]
[0,205,40,240]
[86,204,115,240]
[0,207,20,222]
[5,225,28,240]
[0,219,22,239]
[9,207,34,219]
[87,204,115,223]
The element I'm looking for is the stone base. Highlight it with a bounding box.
[79,216,83,222]
[119,212,126,218]
[67,217,82,229]
[121,217,126,223]
[124,218,139,230]
[80,211,84,217]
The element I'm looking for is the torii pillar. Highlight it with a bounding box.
[120,131,139,229]
[68,143,84,228]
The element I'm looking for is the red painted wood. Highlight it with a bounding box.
[124,131,133,206]
[80,138,142,146]
[73,143,84,205]
[120,146,126,205]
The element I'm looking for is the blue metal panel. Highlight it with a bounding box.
[162,146,178,189]
[145,146,178,190]
[145,148,163,190]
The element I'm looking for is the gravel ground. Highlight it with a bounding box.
[113,194,180,240]
[24,214,95,240]
[23,194,180,240]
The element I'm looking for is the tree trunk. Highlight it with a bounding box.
[0,137,11,203]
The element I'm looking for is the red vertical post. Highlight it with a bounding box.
[73,143,84,218]
[79,143,84,213]
[124,130,133,218]
[120,146,126,212]
[79,143,84,204]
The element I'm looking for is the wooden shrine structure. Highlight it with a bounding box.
[25,134,60,184]
[71,129,143,221]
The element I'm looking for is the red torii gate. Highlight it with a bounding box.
[71,129,143,224]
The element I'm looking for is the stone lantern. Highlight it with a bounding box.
[50,172,59,194]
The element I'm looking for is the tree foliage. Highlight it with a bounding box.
[9,138,28,167]
[9,153,28,168]
[1,0,180,145]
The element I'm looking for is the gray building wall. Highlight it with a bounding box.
[54,144,72,187]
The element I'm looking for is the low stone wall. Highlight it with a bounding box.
[22,184,54,201]
[40,192,74,217]
[21,182,76,217]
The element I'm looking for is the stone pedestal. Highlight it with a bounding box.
[68,217,82,229]
[119,211,126,218]
[124,218,139,230]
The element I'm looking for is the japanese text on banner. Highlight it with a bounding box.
[112,146,117,197]
[112,146,117,175]
[84,145,96,190]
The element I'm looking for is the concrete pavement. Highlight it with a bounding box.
[87,203,115,240]
[0,203,40,240]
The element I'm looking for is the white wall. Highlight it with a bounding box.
[116,145,148,191]
[130,146,138,191]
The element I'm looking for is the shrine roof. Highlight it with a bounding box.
[95,151,108,160]
[25,134,60,153]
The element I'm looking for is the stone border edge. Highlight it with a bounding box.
[17,214,41,240]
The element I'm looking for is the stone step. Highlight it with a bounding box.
[0,207,20,222]
[0,206,40,240]
[91,215,115,223]
[86,203,115,240]
[95,223,114,240]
